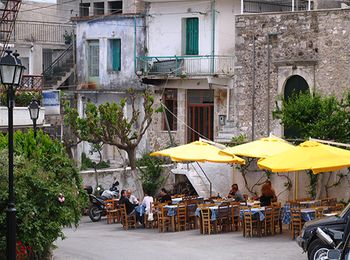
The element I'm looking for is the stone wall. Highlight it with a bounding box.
[232,8,350,202]
[80,165,175,199]
[234,8,350,140]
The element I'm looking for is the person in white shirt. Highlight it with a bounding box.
[141,190,154,215]
[126,189,139,205]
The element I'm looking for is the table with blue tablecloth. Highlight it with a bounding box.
[282,204,315,224]
[195,205,263,221]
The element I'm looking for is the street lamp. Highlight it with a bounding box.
[0,49,25,260]
[28,100,40,139]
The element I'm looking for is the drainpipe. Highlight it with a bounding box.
[251,34,256,140]
[211,0,216,74]
[134,15,137,74]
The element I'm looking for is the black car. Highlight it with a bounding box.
[297,203,350,260]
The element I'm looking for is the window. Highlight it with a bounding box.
[94,2,104,15]
[162,89,178,131]
[79,3,90,17]
[87,40,99,77]
[109,39,121,71]
[108,1,122,14]
[185,18,199,55]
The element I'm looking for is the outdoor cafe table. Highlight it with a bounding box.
[299,200,321,208]
[282,205,316,224]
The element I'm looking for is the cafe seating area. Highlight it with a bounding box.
[103,193,346,241]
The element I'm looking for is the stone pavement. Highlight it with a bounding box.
[53,217,306,260]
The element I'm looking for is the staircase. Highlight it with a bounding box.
[172,163,217,198]
[215,120,240,143]
[43,44,75,89]
[0,0,22,57]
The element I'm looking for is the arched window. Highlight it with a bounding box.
[283,75,310,138]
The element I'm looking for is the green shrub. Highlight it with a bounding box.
[80,152,110,170]
[136,153,165,197]
[0,91,42,107]
[0,130,87,258]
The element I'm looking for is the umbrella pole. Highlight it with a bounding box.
[294,171,299,200]
[196,162,212,197]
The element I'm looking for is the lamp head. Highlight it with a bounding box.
[0,49,25,86]
[28,100,40,121]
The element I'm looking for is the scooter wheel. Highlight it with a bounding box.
[88,205,102,222]
[308,238,333,260]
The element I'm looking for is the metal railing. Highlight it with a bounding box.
[19,75,43,92]
[12,20,75,44]
[243,0,310,13]
[137,55,235,77]
[43,43,73,82]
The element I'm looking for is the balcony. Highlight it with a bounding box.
[11,21,75,45]
[20,75,43,93]
[137,55,235,78]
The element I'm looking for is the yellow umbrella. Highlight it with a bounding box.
[151,141,244,164]
[258,140,350,174]
[220,136,294,158]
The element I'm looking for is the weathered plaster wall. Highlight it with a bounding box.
[76,16,145,90]
[146,0,240,57]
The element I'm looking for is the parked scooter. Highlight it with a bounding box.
[315,217,350,260]
[88,181,119,222]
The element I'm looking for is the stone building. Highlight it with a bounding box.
[230,8,350,201]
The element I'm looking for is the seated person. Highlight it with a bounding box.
[119,189,137,215]
[141,189,154,215]
[159,188,172,204]
[227,184,245,202]
[126,189,139,205]
[259,180,277,207]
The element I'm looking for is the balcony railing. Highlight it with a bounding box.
[19,75,43,93]
[12,21,75,44]
[137,55,235,77]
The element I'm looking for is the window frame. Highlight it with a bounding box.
[162,89,178,131]
[87,40,100,78]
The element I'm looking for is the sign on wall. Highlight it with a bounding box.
[42,90,60,115]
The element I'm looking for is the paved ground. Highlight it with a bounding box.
[53,216,306,260]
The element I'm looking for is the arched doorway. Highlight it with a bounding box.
[283,75,310,138]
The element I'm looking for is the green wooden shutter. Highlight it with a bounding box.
[186,18,199,55]
[88,40,99,77]
[112,39,121,71]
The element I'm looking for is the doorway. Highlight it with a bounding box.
[283,75,310,138]
[187,90,214,142]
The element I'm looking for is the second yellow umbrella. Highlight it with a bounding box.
[220,135,294,159]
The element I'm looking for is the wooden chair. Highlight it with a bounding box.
[328,198,337,206]
[177,203,187,231]
[230,202,240,231]
[289,201,300,208]
[291,208,303,240]
[263,207,273,236]
[186,202,197,230]
[200,208,213,235]
[315,207,324,219]
[243,209,259,237]
[157,205,171,232]
[217,202,230,233]
[272,205,282,234]
[321,198,329,206]
[119,204,136,230]
[105,200,119,224]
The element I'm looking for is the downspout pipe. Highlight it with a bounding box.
[211,0,215,74]
[134,15,137,74]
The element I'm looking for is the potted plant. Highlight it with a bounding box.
[63,30,72,45]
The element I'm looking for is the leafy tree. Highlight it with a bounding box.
[65,89,155,196]
[274,92,350,142]
[0,130,87,258]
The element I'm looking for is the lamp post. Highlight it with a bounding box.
[0,49,25,260]
[28,100,40,139]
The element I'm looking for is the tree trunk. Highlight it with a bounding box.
[126,147,144,199]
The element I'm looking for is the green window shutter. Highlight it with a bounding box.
[112,39,121,71]
[186,18,199,55]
